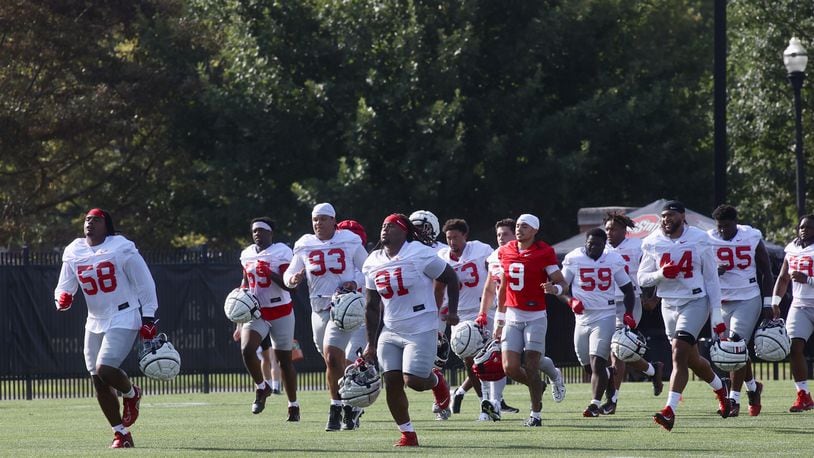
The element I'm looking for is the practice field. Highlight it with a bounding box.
[1,379,811,456]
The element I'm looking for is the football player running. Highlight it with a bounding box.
[560,228,636,417]
[708,205,774,416]
[638,201,730,431]
[436,218,493,420]
[54,209,158,448]
[284,203,369,431]
[362,213,460,447]
[771,214,814,412]
[602,212,665,414]
[495,214,569,427]
[238,217,300,420]
[477,218,562,420]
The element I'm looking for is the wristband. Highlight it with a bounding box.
[771,295,782,307]
[808,276,814,286]
[553,284,563,295]
[763,297,773,307]
[495,311,506,322]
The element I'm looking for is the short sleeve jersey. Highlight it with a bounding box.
[707,225,763,301]
[562,248,630,323]
[784,240,814,304]
[605,237,642,300]
[363,241,447,334]
[497,240,558,311]
[240,242,293,308]
[437,240,493,313]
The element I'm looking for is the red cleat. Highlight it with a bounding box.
[121,385,142,427]
[110,431,134,448]
[714,386,731,418]
[394,431,419,447]
[789,390,814,412]
[747,382,763,416]
[431,368,450,410]
[653,406,675,431]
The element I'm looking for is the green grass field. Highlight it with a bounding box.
[1,379,812,456]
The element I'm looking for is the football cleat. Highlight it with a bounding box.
[394,431,419,447]
[654,406,675,431]
[501,399,520,413]
[341,405,363,430]
[524,416,542,427]
[325,405,343,431]
[600,401,616,415]
[747,382,763,416]
[110,431,134,448]
[726,400,740,417]
[481,399,501,421]
[252,385,273,414]
[431,368,450,410]
[121,385,142,427]
[789,390,814,412]
[451,389,465,414]
[652,361,665,396]
[287,405,300,422]
[435,406,451,421]
[271,388,282,395]
[714,385,731,418]
[477,412,490,421]
[550,368,566,403]
[583,404,600,418]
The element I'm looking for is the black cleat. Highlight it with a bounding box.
[524,416,542,427]
[341,405,363,430]
[481,399,501,421]
[325,405,343,431]
[252,385,273,414]
[500,399,520,413]
[451,390,464,414]
[287,405,300,422]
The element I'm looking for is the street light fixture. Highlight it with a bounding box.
[783,37,808,217]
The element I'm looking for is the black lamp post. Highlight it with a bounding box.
[784,37,808,218]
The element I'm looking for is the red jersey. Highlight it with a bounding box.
[498,240,558,311]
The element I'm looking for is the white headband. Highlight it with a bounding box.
[252,221,272,232]
[517,213,540,230]
[312,202,336,218]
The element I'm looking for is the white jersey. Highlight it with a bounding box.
[437,241,493,314]
[605,237,642,300]
[707,225,763,301]
[784,240,814,304]
[284,230,368,311]
[429,241,448,253]
[363,241,448,334]
[54,235,157,332]
[562,248,631,324]
[240,243,293,308]
[639,225,722,311]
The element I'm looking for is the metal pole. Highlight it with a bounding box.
[713,0,727,208]
[789,71,806,217]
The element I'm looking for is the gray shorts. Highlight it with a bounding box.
[324,320,367,358]
[615,296,643,328]
[787,306,814,341]
[84,327,139,375]
[662,297,709,341]
[722,295,761,343]
[311,310,330,356]
[501,315,547,355]
[244,312,295,351]
[574,315,615,365]
[377,327,436,378]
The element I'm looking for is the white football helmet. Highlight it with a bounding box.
[330,291,366,331]
[611,327,648,362]
[451,321,486,358]
[224,288,261,323]
[338,359,381,408]
[709,339,749,372]
[434,332,450,370]
[138,333,181,381]
[754,318,791,362]
[409,210,440,240]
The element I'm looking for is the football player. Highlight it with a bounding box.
[561,228,635,417]
[602,212,665,414]
[436,218,493,420]
[708,205,774,416]
[362,213,460,447]
[238,217,299,420]
[771,214,814,412]
[53,209,158,448]
[495,214,569,427]
[638,201,729,431]
[284,203,369,431]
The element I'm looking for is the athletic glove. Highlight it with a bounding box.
[475,312,488,328]
[140,317,158,340]
[661,262,680,279]
[623,312,637,329]
[568,297,584,315]
[56,292,73,311]
[712,322,727,337]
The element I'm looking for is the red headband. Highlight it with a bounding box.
[87,208,106,220]
[384,214,409,233]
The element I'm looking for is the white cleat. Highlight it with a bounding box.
[550,368,566,403]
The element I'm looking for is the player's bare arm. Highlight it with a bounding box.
[364,288,382,364]
[436,264,460,326]
[771,259,790,320]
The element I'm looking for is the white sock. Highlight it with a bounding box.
[455,386,466,396]
[612,387,619,403]
[667,391,681,411]
[491,378,507,402]
[729,391,740,403]
[288,400,299,407]
[481,385,490,402]
[398,421,414,433]
[795,381,809,393]
[591,399,601,407]
[744,378,757,392]
[113,424,128,435]
[331,399,342,406]
[255,381,267,390]
[122,386,136,399]
[530,411,541,419]
[643,363,655,376]
[708,375,723,391]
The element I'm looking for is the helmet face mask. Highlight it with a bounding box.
[338,359,381,408]
[409,210,440,240]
